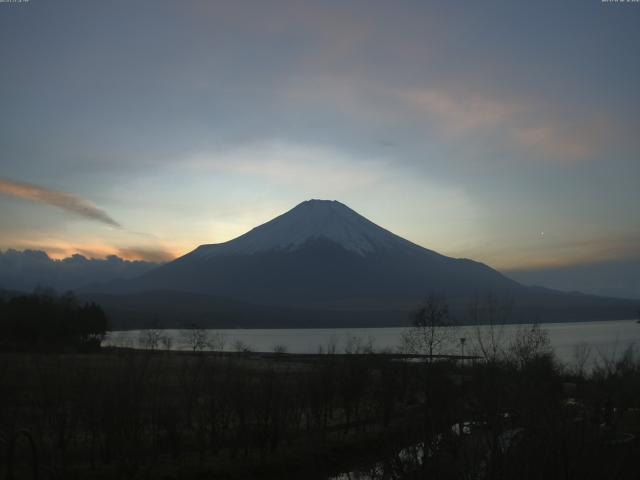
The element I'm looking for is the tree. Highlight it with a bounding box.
[508,322,553,369]
[181,326,210,352]
[160,334,173,351]
[180,326,225,352]
[467,293,513,363]
[401,294,455,360]
[0,291,108,352]
[233,339,252,353]
[77,301,108,350]
[139,329,161,350]
[571,341,592,377]
[272,344,288,354]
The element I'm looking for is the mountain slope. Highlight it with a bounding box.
[108,200,517,308]
[91,200,637,326]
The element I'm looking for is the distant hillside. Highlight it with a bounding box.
[507,258,640,300]
[81,289,638,330]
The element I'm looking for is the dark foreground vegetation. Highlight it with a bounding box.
[2,293,640,479]
[2,341,640,479]
[0,290,108,352]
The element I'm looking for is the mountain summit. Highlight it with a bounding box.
[192,199,420,258]
[112,198,513,306]
[90,200,637,327]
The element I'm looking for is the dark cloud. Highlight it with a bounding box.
[0,249,162,293]
[0,178,121,228]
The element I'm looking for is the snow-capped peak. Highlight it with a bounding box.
[192,199,418,258]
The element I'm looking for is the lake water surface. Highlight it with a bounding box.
[105,319,640,368]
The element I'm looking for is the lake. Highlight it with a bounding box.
[104,319,640,368]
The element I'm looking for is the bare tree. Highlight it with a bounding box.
[209,331,226,351]
[571,341,592,376]
[508,322,553,368]
[272,344,288,354]
[233,339,252,353]
[317,334,338,355]
[468,293,513,363]
[160,334,173,351]
[401,294,455,361]
[139,329,161,351]
[180,326,210,352]
[344,335,374,354]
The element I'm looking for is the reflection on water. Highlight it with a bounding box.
[105,319,640,367]
[329,420,525,480]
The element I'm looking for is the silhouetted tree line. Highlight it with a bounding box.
[0,289,108,352]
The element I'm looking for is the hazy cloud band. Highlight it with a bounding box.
[0,178,121,228]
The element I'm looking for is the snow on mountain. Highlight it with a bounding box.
[191,199,424,258]
[85,199,638,327]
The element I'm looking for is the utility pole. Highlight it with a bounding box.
[459,337,466,366]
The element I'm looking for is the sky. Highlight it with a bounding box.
[0,0,639,275]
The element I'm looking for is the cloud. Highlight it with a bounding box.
[0,178,121,228]
[0,237,178,264]
[116,246,175,263]
[0,249,161,293]
[189,141,386,192]
[397,87,604,161]
[284,73,607,163]
[512,123,600,161]
[467,230,640,272]
[398,88,518,134]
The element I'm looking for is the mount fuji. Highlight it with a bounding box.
[87,200,637,328]
[192,199,438,258]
